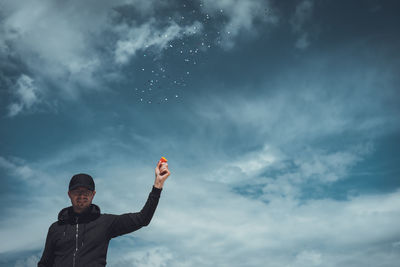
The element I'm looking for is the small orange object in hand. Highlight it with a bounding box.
[159,156,168,176]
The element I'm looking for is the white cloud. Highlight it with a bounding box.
[115,20,203,64]
[295,149,363,183]
[2,0,104,87]
[0,155,36,180]
[111,246,174,267]
[292,250,323,267]
[205,144,280,184]
[7,74,40,116]
[14,254,40,267]
[201,0,278,48]
[0,0,190,110]
[103,179,400,267]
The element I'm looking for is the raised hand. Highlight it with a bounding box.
[154,157,170,189]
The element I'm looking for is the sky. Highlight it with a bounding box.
[0,0,400,266]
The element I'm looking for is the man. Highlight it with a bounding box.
[38,159,170,267]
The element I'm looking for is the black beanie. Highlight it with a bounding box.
[69,173,95,191]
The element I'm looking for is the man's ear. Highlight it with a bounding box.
[92,190,96,198]
[68,191,72,199]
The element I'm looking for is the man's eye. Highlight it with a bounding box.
[73,191,90,196]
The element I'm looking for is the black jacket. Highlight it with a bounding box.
[38,186,162,267]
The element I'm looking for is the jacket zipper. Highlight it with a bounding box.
[73,217,79,267]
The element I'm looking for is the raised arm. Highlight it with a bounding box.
[108,158,170,238]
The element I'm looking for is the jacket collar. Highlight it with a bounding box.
[58,204,101,224]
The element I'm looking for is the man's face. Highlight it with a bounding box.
[68,186,96,213]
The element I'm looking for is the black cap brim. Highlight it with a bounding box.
[69,184,94,191]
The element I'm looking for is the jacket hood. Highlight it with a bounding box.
[57,204,101,224]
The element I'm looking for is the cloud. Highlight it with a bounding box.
[2,0,105,84]
[114,20,203,64]
[0,0,282,116]
[1,2,399,266]
[0,0,177,113]
[291,0,314,32]
[0,155,36,181]
[183,51,399,203]
[7,74,40,116]
[292,250,322,266]
[111,246,174,267]
[295,32,310,49]
[14,254,40,267]
[2,151,400,266]
[104,181,400,267]
[291,0,314,50]
[201,0,278,48]
[0,90,398,265]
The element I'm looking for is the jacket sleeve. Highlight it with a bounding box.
[108,185,162,239]
[37,224,56,267]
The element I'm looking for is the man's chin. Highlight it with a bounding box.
[74,204,89,212]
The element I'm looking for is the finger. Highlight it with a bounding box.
[155,162,161,174]
[161,169,171,178]
[160,163,168,170]
[156,160,162,171]
[160,162,168,168]
[160,165,170,174]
